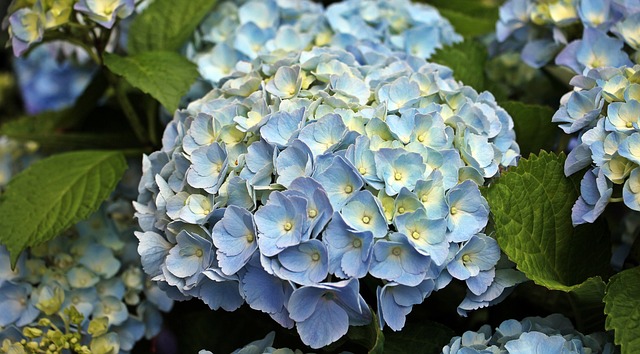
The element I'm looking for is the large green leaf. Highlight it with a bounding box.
[483,152,611,330]
[431,41,487,91]
[483,152,611,288]
[104,51,199,112]
[500,101,559,157]
[128,0,218,54]
[0,151,127,267]
[604,266,640,353]
[384,321,455,354]
[436,8,496,38]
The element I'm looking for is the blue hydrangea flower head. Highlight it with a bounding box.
[137,40,519,347]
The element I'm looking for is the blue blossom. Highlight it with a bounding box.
[377,77,421,111]
[287,279,371,349]
[186,143,228,194]
[241,257,294,328]
[271,239,329,285]
[340,190,388,239]
[442,314,615,353]
[313,155,364,210]
[298,114,349,158]
[165,230,213,280]
[265,66,303,99]
[323,213,373,279]
[74,0,134,29]
[375,148,426,196]
[275,139,314,187]
[212,206,258,276]
[445,181,490,242]
[7,5,45,56]
[260,108,305,148]
[572,167,613,225]
[0,282,39,327]
[447,234,501,283]
[623,167,640,210]
[369,232,432,286]
[377,281,434,331]
[395,209,449,265]
[79,244,121,279]
[288,177,333,238]
[457,268,528,316]
[552,88,604,134]
[557,28,633,73]
[255,191,309,257]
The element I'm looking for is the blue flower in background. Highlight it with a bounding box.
[0,282,39,327]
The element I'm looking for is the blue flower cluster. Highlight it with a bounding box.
[4,0,134,56]
[189,0,462,85]
[0,200,173,352]
[495,0,639,72]
[442,314,616,354]
[135,41,521,348]
[554,65,640,223]
[13,42,95,115]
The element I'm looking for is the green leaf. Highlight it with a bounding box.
[384,320,455,354]
[0,151,127,267]
[128,0,218,54]
[103,51,199,112]
[427,0,499,23]
[483,152,611,330]
[604,266,640,353]
[500,101,560,157]
[483,151,611,289]
[436,8,496,38]
[431,41,487,91]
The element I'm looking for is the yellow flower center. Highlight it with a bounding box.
[462,254,471,263]
[392,247,402,256]
[394,172,403,181]
[421,194,428,203]
[311,252,320,262]
[411,231,420,240]
[362,216,371,224]
[284,222,293,231]
[626,121,634,128]
[450,207,458,215]
[195,249,204,258]
[398,207,405,214]
[417,135,425,142]
[308,209,317,218]
[358,167,367,174]
[246,234,254,243]
[344,185,353,194]
[352,239,362,248]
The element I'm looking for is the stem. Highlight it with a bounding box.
[115,83,150,144]
[610,197,624,203]
[106,72,149,144]
[146,97,159,146]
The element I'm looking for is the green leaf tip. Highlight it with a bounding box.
[104,51,199,112]
[0,150,127,268]
[604,266,640,353]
